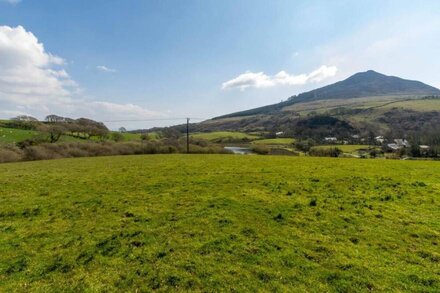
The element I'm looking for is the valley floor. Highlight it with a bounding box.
[0,155,439,291]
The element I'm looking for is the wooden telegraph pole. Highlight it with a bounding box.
[186,118,190,154]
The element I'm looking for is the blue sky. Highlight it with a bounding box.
[0,0,439,128]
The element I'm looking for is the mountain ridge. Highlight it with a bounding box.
[214,70,440,119]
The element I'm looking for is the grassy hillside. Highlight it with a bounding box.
[198,96,440,137]
[214,70,440,120]
[252,138,295,145]
[0,127,39,144]
[1,155,439,291]
[292,70,440,103]
[0,123,148,145]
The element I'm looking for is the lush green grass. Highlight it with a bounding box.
[282,96,405,115]
[0,125,158,145]
[0,127,39,144]
[1,155,439,291]
[116,132,160,141]
[191,131,259,141]
[252,138,295,145]
[378,98,440,111]
[120,132,142,141]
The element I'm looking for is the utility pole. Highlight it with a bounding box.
[186,118,190,154]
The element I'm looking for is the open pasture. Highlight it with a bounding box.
[0,155,439,291]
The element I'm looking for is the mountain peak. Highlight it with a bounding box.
[349,69,388,78]
[292,70,440,103]
[214,70,440,119]
[364,69,380,74]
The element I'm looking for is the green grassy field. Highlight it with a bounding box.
[0,125,153,144]
[191,131,259,141]
[120,132,142,141]
[121,132,160,141]
[0,127,39,144]
[1,155,439,291]
[252,138,295,145]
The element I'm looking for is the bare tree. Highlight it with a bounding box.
[11,115,38,122]
[47,124,67,143]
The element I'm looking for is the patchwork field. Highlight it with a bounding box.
[0,155,439,291]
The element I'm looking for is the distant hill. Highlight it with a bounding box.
[215,70,440,119]
[293,70,440,103]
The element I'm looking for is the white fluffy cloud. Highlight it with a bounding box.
[222,65,337,91]
[0,25,162,125]
[96,65,116,73]
[0,26,72,106]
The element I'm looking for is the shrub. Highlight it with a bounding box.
[111,132,124,142]
[295,139,316,152]
[309,147,342,157]
[0,146,23,163]
[23,145,62,161]
[251,145,270,155]
[1,138,230,164]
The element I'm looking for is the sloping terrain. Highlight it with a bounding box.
[214,70,440,120]
[193,71,440,137]
[292,70,440,103]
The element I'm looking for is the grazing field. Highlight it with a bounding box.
[375,98,440,112]
[0,127,39,144]
[191,131,259,141]
[0,155,439,291]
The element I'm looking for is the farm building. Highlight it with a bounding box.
[387,139,410,150]
[375,136,384,143]
[325,137,337,142]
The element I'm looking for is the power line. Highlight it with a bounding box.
[186,118,190,154]
[101,117,207,123]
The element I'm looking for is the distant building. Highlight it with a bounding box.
[419,145,430,155]
[375,136,384,144]
[325,137,337,142]
[351,134,360,139]
[387,143,400,151]
[394,139,410,148]
[387,139,410,150]
[275,131,284,136]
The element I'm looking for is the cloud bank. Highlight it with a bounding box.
[0,25,162,123]
[222,65,337,91]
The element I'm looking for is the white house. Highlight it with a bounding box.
[387,139,410,150]
[394,139,410,148]
[387,143,400,150]
[375,136,384,144]
[324,137,337,142]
